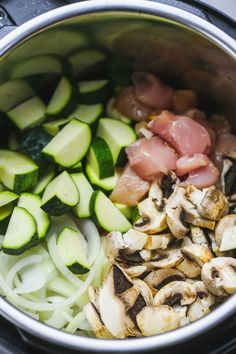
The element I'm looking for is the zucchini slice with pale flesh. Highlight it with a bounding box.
[90,190,131,232]
[2,206,37,255]
[69,50,106,78]
[9,55,63,79]
[46,76,78,117]
[71,173,94,218]
[69,103,103,125]
[7,96,46,131]
[43,118,69,136]
[0,203,14,234]
[69,161,83,173]
[114,203,133,220]
[42,119,91,168]
[96,118,136,164]
[78,80,110,104]
[0,150,39,193]
[0,191,19,207]
[0,80,34,112]
[87,137,114,179]
[32,167,56,195]
[85,162,119,192]
[57,227,90,274]
[106,97,132,125]
[18,193,50,239]
[41,171,79,216]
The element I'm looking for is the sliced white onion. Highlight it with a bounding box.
[6,255,43,288]
[75,219,100,266]
[45,308,73,329]
[66,312,86,334]
[139,127,154,139]
[77,318,92,331]
[0,251,98,311]
[47,233,83,288]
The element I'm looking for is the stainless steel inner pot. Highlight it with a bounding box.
[0,1,235,352]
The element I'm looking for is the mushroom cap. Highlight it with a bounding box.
[144,233,173,250]
[165,186,189,239]
[215,214,236,247]
[136,305,179,336]
[201,257,236,296]
[144,269,185,292]
[181,243,213,267]
[176,258,201,278]
[192,280,216,307]
[134,197,167,234]
[153,281,197,306]
[190,226,208,245]
[197,186,228,221]
[83,302,113,338]
[123,229,148,253]
[150,247,184,269]
[187,298,210,322]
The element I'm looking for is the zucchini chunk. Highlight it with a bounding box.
[0,203,14,234]
[90,190,131,232]
[7,96,46,131]
[57,227,90,274]
[85,162,119,192]
[69,161,83,173]
[41,171,79,216]
[78,80,110,104]
[43,118,69,136]
[96,118,136,164]
[46,76,78,117]
[18,193,50,239]
[32,167,56,195]
[69,49,106,78]
[69,103,103,125]
[0,150,38,193]
[42,119,91,168]
[71,173,94,218]
[9,55,63,79]
[19,127,52,167]
[0,191,19,207]
[2,206,37,255]
[87,137,114,179]
[106,97,132,125]
[114,203,133,220]
[0,80,34,112]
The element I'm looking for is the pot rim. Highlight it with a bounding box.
[0,0,235,352]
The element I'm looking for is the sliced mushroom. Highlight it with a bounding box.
[149,175,164,210]
[144,269,185,292]
[187,185,228,221]
[83,302,113,338]
[161,171,180,199]
[176,258,201,278]
[125,265,148,278]
[190,226,208,245]
[123,229,148,254]
[139,249,152,262]
[133,279,153,305]
[88,286,100,309]
[144,233,173,250]
[187,298,210,322]
[165,186,189,239]
[193,280,215,307]
[150,246,184,269]
[103,231,126,264]
[136,305,179,336]
[201,257,236,296]
[198,186,228,221]
[215,215,236,250]
[173,304,189,327]
[220,158,233,195]
[181,243,213,267]
[134,197,167,234]
[153,281,197,306]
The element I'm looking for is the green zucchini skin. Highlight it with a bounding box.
[41,195,72,216]
[14,169,39,194]
[68,263,90,275]
[19,127,52,167]
[2,237,39,255]
[89,190,100,227]
[0,216,11,234]
[87,137,114,179]
[78,80,111,105]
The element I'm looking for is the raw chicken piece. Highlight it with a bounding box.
[176,154,209,176]
[126,136,178,181]
[172,90,197,114]
[181,161,219,189]
[115,86,152,122]
[110,164,150,206]
[149,111,211,156]
[132,72,173,109]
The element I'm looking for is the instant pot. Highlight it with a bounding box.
[0,0,235,353]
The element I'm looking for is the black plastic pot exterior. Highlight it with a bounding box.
[0,1,235,353]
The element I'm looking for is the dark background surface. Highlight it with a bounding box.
[0,0,235,353]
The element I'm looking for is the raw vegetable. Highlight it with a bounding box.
[2,206,37,255]
[42,119,91,168]
[0,191,19,207]
[78,80,110,104]
[87,137,114,179]
[32,167,56,195]
[0,150,38,193]
[85,162,119,192]
[57,227,90,274]
[0,80,34,112]
[0,203,14,234]
[43,118,69,136]
[69,103,103,125]
[41,171,79,216]
[68,49,106,78]
[7,96,46,131]
[71,173,94,218]
[90,190,131,232]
